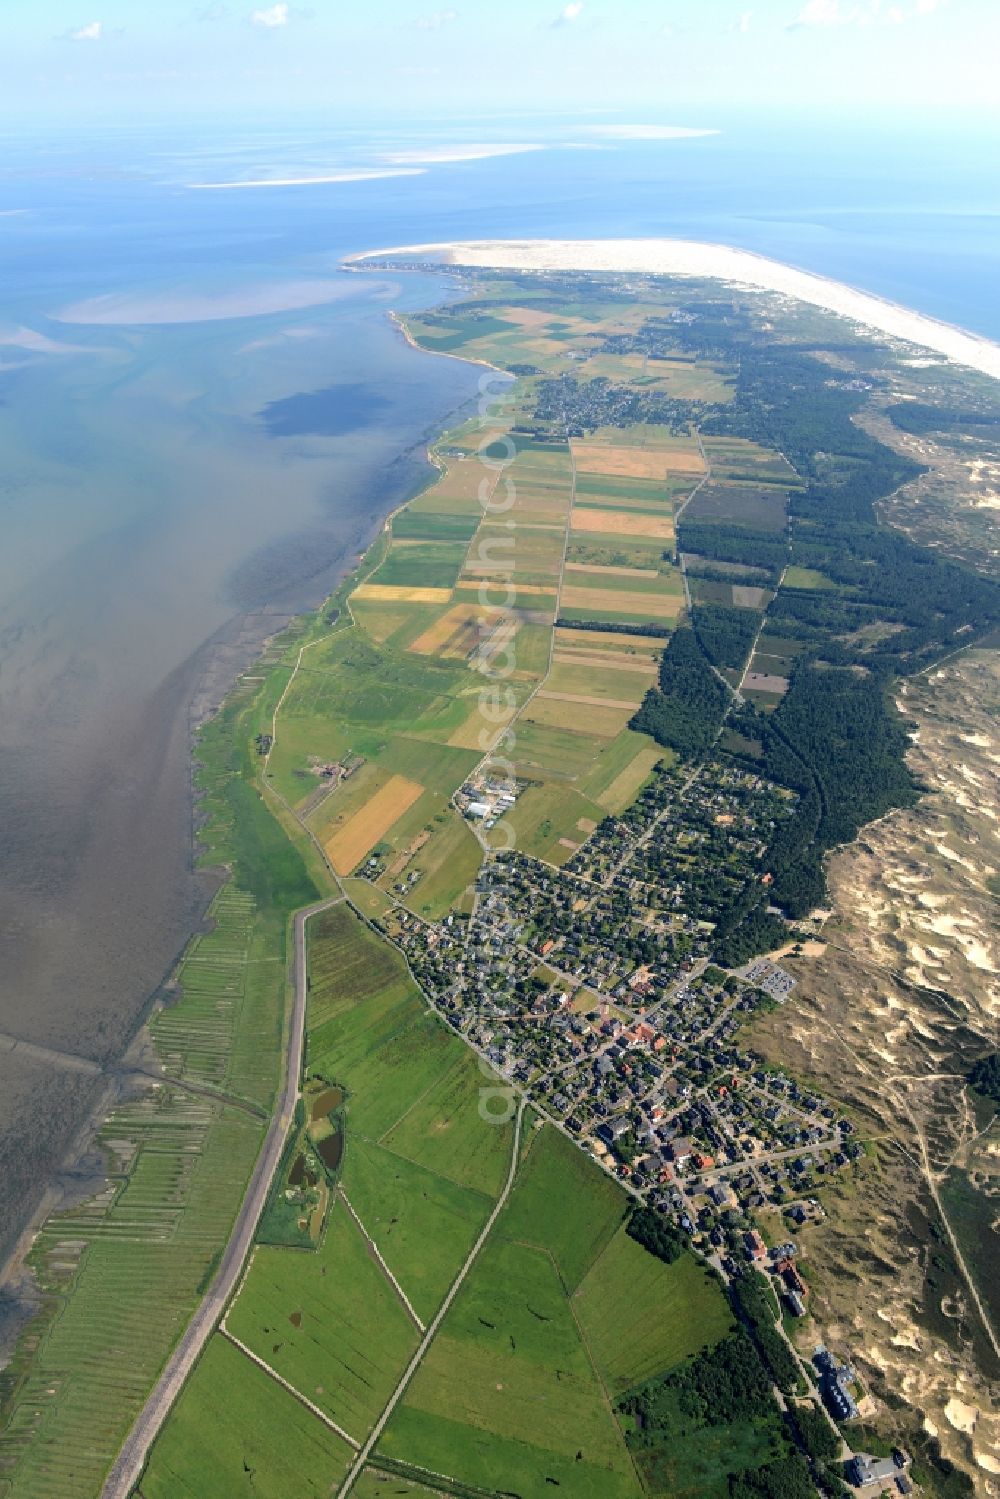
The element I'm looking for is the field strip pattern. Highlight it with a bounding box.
[151,889,277,1108]
[0,1091,263,1497]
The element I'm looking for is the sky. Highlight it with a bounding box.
[1,0,998,119]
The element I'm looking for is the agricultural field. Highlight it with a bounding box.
[226,1203,420,1441]
[373,1126,729,1499]
[574,1230,734,1393]
[499,1124,625,1292]
[377,1235,643,1499]
[0,671,314,1499]
[701,435,801,486]
[340,1137,492,1323]
[139,1335,355,1499]
[682,481,788,533]
[573,436,705,481]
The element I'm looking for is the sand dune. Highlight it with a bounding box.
[348,237,1000,381]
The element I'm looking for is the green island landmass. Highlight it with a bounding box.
[1,269,998,1499]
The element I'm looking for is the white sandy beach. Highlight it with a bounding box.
[348,237,1000,381]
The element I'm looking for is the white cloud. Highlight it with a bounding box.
[790,0,945,24]
[251,3,289,25]
[70,20,104,41]
[552,2,584,25]
[791,0,856,24]
[734,9,753,31]
[382,144,544,164]
[413,8,457,27]
[586,124,719,140]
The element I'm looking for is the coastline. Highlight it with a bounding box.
[348,237,1000,382]
[0,305,492,1488]
[388,307,512,384]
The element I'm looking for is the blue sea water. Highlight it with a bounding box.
[0,108,997,1265]
[3,110,999,335]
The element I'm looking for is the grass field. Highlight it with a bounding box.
[553,625,665,657]
[379,1050,513,1196]
[504,779,607,862]
[374,541,469,590]
[227,1204,420,1441]
[386,809,481,920]
[304,902,414,1031]
[544,661,652,705]
[378,1236,642,1499]
[350,1469,443,1497]
[305,905,513,1193]
[574,1230,734,1394]
[139,1335,355,1498]
[500,1125,625,1292]
[782,565,836,590]
[579,729,666,812]
[525,694,634,738]
[341,1138,493,1323]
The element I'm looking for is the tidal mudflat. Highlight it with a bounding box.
[0,270,481,1272]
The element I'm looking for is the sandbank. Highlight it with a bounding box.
[347,237,1000,381]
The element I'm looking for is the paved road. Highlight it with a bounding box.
[336,1097,527,1497]
[101,894,343,1499]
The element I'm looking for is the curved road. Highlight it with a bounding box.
[101,893,344,1499]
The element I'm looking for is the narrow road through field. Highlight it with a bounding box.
[101,893,344,1499]
[335,1096,527,1497]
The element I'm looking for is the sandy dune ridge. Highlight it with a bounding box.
[347,237,1000,381]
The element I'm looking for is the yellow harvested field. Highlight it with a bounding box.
[408,603,498,658]
[353,583,452,604]
[570,509,675,540]
[324,774,423,874]
[572,441,705,480]
[554,626,664,654]
[563,562,659,579]
[598,745,665,813]
[454,580,556,598]
[538,689,641,711]
[446,698,512,749]
[552,649,656,674]
[560,585,682,618]
[502,306,562,329]
[526,696,631,738]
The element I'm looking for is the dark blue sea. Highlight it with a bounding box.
[0,107,997,1267]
